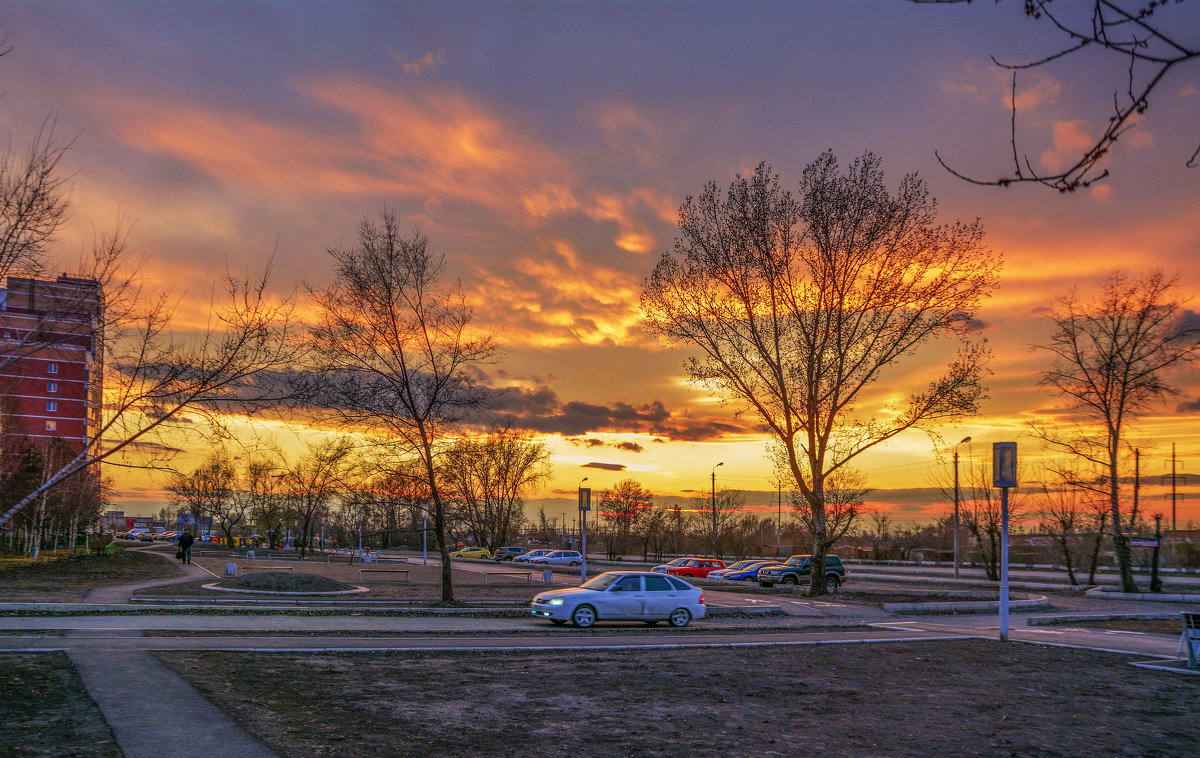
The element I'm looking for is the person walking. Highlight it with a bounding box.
[178,530,195,564]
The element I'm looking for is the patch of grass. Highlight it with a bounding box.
[0,548,181,601]
[0,653,121,757]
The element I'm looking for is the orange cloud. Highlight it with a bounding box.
[392,50,447,75]
[1039,119,1093,172]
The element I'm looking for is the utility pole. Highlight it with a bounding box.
[1161,443,1188,567]
[711,462,724,559]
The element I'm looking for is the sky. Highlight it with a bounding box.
[2,1,1199,525]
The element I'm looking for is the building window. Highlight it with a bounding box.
[47,401,57,412]
[47,362,58,374]
[45,420,57,431]
[47,382,57,393]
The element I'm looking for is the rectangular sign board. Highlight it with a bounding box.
[993,442,1017,488]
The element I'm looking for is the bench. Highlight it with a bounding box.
[358,568,410,584]
[481,570,533,585]
[1179,612,1200,668]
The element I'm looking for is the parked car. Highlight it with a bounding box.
[530,571,706,628]
[449,547,492,559]
[650,558,692,574]
[709,559,779,581]
[662,558,727,578]
[138,533,155,542]
[533,550,583,567]
[757,555,847,589]
[493,546,530,561]
[513,549,554,563]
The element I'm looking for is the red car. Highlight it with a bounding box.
[664,558,727,578]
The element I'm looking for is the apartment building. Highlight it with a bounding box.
[0,274,104,454]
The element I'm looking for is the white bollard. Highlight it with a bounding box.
[226,562,238,577]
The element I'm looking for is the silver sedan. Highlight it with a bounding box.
[530,571,707,628]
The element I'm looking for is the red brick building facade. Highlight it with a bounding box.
[0,275,104,454]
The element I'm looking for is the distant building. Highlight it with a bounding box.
[0,274,104,455]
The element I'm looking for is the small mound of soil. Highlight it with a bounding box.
[217,572,354,593]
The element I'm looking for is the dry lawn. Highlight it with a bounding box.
[0,547,181,602]
[158,639,1200,757]
[0,653,120,757]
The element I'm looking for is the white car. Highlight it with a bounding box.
[530,571,707,628]
[533,550,583,567]
[513,549,554,563]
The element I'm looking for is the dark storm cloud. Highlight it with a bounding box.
[495,383,750,440]
[582,462,626,471]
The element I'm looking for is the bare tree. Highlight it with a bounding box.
[305,212,501,600]
[0,119,72,279]
[441,427,550,550]
[927,0,1200,192]
[167,452,244,545]
[642,152,998,594]
[599,478,654,559]
[1033,270,1200,592]
[281,437,353,560]
[788,466,871,558]
[1034,471,1086,585]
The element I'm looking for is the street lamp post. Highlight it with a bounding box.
[422,512,429,566]
[953,436,971,581]
[579,477,590,582]
[711,462,724,559]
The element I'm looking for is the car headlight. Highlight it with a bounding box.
[548,597,564,606]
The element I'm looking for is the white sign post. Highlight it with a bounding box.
[993,442,1017,642]
[578,487,591,582]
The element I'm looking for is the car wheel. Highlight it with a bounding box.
[572,605,597,628]
[825,575,840,590]
[551,619,567,626]
[570,561,580,567]
[668,608,691,628]
[781,576,798,585]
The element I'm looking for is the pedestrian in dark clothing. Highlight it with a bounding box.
[179,531,195,564]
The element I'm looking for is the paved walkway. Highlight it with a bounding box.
[82,546,216,604]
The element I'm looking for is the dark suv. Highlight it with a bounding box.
[493,546,531,561]
[756,555,846,589]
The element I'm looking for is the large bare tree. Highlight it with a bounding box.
[1033,269,1200,592]
[306,212,500,601]
[642,152,999,594]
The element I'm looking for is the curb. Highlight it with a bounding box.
[883,595,1050,614]
[1083,587,1200,603]
[1027,612,1182,626]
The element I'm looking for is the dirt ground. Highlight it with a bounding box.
[157,640,1200,758]
[0,547,182,602]
[0,653,120,757]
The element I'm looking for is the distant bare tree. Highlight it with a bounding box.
[642,152,998,594]
[442,427,550,550]
[1033,470,1087,585]
[306,212,501,600]
[926,0,1200,191]
[1033,270,1200,592]
[167,452,236,540]
[600,479,654,559]
[282,438,353,560]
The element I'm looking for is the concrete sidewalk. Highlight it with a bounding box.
[69,649,277,758]
[82,546,216,604]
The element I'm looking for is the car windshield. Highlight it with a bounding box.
[785,556,811,566]
[662,558,689,567]
[579,573,622,591]
[726,561,759,571]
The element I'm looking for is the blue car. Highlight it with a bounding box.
[718,560,784,581]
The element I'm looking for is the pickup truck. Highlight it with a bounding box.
[756,555,846,589]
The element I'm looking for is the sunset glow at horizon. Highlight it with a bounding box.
[4,2,1198,524]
